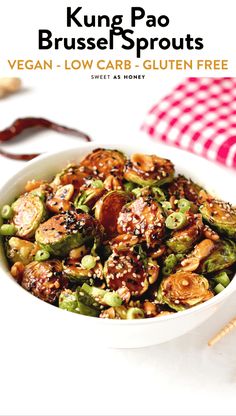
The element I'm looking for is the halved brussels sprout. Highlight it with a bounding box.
[104,251,149,296]
[79,148,126,180]
[11,194,46,239]
[95,190,131,238]
[6,237,38,265]
[167,175,202,203]
[200,200,236,240]
[63,258,103,283]
[35,212,103,257]
[157,271,213,311]
[21,260,68,304]
[51,164,95,192]
[124,153,174,187]
[75,187,106,209]
[117,197,165,247]
[198,239,236,274]
[166,214,203,253]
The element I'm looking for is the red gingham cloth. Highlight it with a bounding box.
[141,78,236,169]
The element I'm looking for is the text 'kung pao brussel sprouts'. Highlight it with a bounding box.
[1,148,236,319]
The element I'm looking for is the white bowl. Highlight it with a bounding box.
[0,141,235,348]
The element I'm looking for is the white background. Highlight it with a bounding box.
[1,1,236,415]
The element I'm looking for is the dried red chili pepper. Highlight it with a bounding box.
[0,117,91,161]
[0,148,40,161]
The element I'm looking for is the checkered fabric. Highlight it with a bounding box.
[141,78,236,169]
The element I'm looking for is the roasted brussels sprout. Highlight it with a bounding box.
[36,212,103,257]
[167,175,202,203]
[6,237,38,265]
[52,164,94,192]
[75,187,106,209]
[157,271,213,311]
[200,199,236,240]
[124,153,174,187]
[104,251,149,296]
[117,196,165,247]
[80,148,126,180]
[166,214,203,253]
[198,239,236,274]
[11,194,46,239]
[95,190,131,238]
[63,258,103,283]
[21,260,68,304]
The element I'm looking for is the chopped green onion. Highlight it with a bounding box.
[151,187,166,201]
[124,182,136,192]
[76,300,99,317]
[91,180,104,189]
[1,205,13,220]
[126,307,144,320]
[35,249,50,262]
[0,224,16,236]
[165,254,177,269]
[162,266,172,276]
[178,198,191,213]
[214,272,230,288]
[81,255,96,270]
[175,253,184,261]
[165,212,187,230]
[82,283,105,299]
[76,205,90,213]
[132,188,142,198]
[161,201,172,215]
[103,292,122,307]
[162,254,177,276]
[214,283,225,294]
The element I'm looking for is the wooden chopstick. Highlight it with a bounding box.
[208,317,236,346]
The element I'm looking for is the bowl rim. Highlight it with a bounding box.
[0,140,235,326]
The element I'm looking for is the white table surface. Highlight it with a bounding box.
[0,76,236,416]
